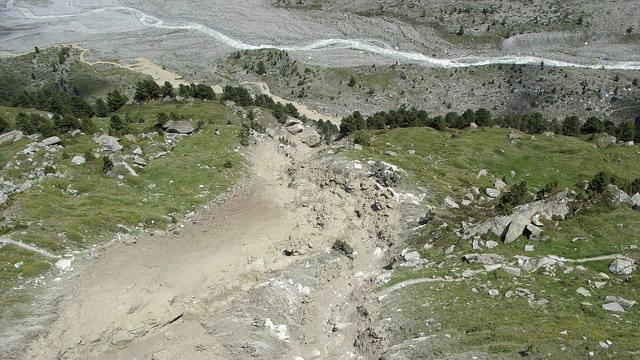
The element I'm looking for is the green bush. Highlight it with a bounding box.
[353,131,371,146]
[497,181,532,214]
[332,240,354,257]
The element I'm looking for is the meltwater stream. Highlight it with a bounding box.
[5,0,640,70]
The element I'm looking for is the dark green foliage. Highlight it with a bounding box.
[156,112,169,126]
[0,116,10,134]
[616,121,635,142]
[537,180,559,199]
[101,156,114,174]
[80,118,97,134]
[95,98,109,117]
[109,115,126,136]
[222,86,253,106]
[15,113,55,137]
[223,160,234,169]
[238,124,251,146]
[347,75,356,88]
[561,115,580,136]
[588,171,618,194]
[161,81,175,99]
[254,94,276,108]
[475,108,492,126]
[134,79,161,101]
[340,111,366,135]
[497,181,532,214]
[604,120,617,136]
[106,90,128,112]
[256,61,267,76]
[332,240,354,257]
[353,131,371,146]
[11,89,94,118]
[177,83,215,100]
[456,24,465,36]
[53,114,81,133]
[581,116,603,134]
[314,119,339,144]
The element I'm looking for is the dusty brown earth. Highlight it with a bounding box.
[23,127,408,359]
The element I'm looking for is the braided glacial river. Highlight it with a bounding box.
[5,0,640,70]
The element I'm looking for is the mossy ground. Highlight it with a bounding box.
[349,127,639,359]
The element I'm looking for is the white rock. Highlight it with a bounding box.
[442,196,459,209]
[576,287,591,297]
[604,296,636,309]
[602,302,625,313]
[631,193,640,208]
[485,240,499,249]
[485,188,501,198]
[444,245,455,254]
[55,259,72,271]
[476,169,488,178]
[71,156,86,166]
[608,258,635,275]
[525,244,535,252]
[502,265,521,277]
[488,289,500,297]
[494,178,507,190]
[41,136,61,146]
[403,251,421,262]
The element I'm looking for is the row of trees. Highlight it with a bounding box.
[340,108,638,143]
[134,80,215,102]
[10,89,95,119]
[13,112,95,137]
[223,86,299,122]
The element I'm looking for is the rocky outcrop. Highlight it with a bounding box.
[162,120,195,134]
[461,192,569,243]
[0,130,24,145]
[94,134,123,152]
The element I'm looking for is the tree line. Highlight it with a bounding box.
[340,108,638,143]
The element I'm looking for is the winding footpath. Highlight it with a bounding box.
[5,0,640,70]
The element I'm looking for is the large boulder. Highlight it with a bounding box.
[604,184,631,208]
[300,128,322,147]
[504,214,530,243]
[286,123,305,135]
[94,134,123,152]
[591,133,617,148]
[608,258,636,275]
[41,136,62,146]
[631,193,640,208]
[442,196,459,209]
[162,120,195,134]
[71,156,86,166]
[461,192,570,241]
[0,130,23,145]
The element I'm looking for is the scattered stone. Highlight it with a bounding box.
[504,215,530,243]
[444,245,455,255]
[55,259,72,271]
[133,146,143,155]
[41,136,61,146]
[403,251,421,262]
[525,244,535,252]
[286,123,305,134]
[591,133,617,148]
[576,287,591,297]
[525,223,542,239]
[116,224,132,233]
[133,156,147,167]
[0,130,24,145]
[71,156,86,166]
[485,188,501,198]
[476,169,488,178]
[407,149,416,155]
[501,265,521,277]
[608,258,636,275]
[631,193,640,208]
[602,302,625,313]
[488,289,500,297]
[462,253,506,265]
[593,281,607,289]
[383,150,397,157]
[442,196,459,209]
[604,296,636,310]
[494,178,507,190]
[485,240,498,249]
[162,120,196,134]
[94,134,123,152]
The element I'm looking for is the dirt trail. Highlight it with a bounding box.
[23,128,404,359]
[0,237,60,259]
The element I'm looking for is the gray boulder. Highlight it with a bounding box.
[494,178,507,190]
[0,130,24,145]
[71,156,86,166]
[608,258,636,275]
[94,135,123,152]
[630,193,640,208]
[591,133,617,148]
[604,295,636,310]
[300,128,322,147]
[602,302,625,313]
[403,251,421,262]
[41,136,61,146]
[485,188,501,198]
[525,223,543,239]
[504,214,530,243]
[442,196,459,209]
[286,123,305,134]
[162,120,195,134]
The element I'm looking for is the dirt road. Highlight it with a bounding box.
[23,129,405,359]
